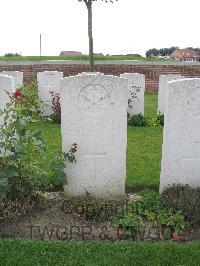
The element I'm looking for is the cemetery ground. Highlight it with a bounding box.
[1,92,200,265]
[40,93,162,190]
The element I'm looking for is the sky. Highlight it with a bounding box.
[0,0,199,56]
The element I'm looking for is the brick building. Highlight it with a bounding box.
[170,48,200,62]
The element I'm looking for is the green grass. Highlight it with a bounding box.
[0,239,200,265]
[126,126,162,188]
[39,93,162,189]
[144,92,158,117]
[0,55,169,62]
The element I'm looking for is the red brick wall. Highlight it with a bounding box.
[0,62,200,92]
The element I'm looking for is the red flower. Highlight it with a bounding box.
[172,232,180,241]
[14,90,23,98]
[70,143,78,153]
[71,148,77,153]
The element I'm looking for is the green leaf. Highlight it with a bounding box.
[14,142,27,154]
[13,118,27,131]
[0,168,18,178]
[0,177,8,187]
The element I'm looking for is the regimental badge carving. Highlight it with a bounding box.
[186,87,200,118]
[78,84,110,113]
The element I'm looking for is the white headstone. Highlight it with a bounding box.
[1,71,23,89]
[157,75,183,114]
[160,78,200,192]
[61,73,128,198]
[0,75,15,156]
[37,71,63,116]
[120,73,145,116]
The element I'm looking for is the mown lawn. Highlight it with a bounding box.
[144,92,158,117]
[0,239,200,266]
[0,55,167,62]
[126,126,162,188]
[39,93,162,189]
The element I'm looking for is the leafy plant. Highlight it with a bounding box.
[156,210,187,240]
[113,189,188,240]
[113,211,141,237]
[128,113,164,128]
[50,91,61,124]
[0,88,73,201]
[0,91,49,200]
[156,112,164,126]
[17,81,42,118]
[128,114,148,127]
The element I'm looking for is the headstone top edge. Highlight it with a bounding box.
[168,78,200,85]
[61,73,127,81]
[120,73,144,76]
[160,74,183,77]
[0,74,14,80]
[37,71,63,75]
[2,71,22,73]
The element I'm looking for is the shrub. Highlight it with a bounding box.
[0,89,73,201]
[0,92,48,200]
[4,53,22,57]
[50,91,61,123]
[157,112,164,126]
[128,113,164,128]
[128,114,148,127]
[147,117,160,127]
[162,185,200,228]
[17,81,42,118]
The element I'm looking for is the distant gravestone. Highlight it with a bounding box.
[61,72,128,197]
[1,71,23,89]
[160,78,200,192]
[0,75,15,155]
[120,73,145,116]
[37,71,63,116]
[0,75,15,121]
[157,75,183,114]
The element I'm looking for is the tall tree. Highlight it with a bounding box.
[78,0,118,71]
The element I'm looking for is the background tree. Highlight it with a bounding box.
[78,0,118,71]
[145,47,178,57]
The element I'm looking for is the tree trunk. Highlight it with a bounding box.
[86,1,94,71]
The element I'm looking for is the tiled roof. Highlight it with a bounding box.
[171,49,199,58]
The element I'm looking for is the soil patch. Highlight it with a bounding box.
[0,192,199,241]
